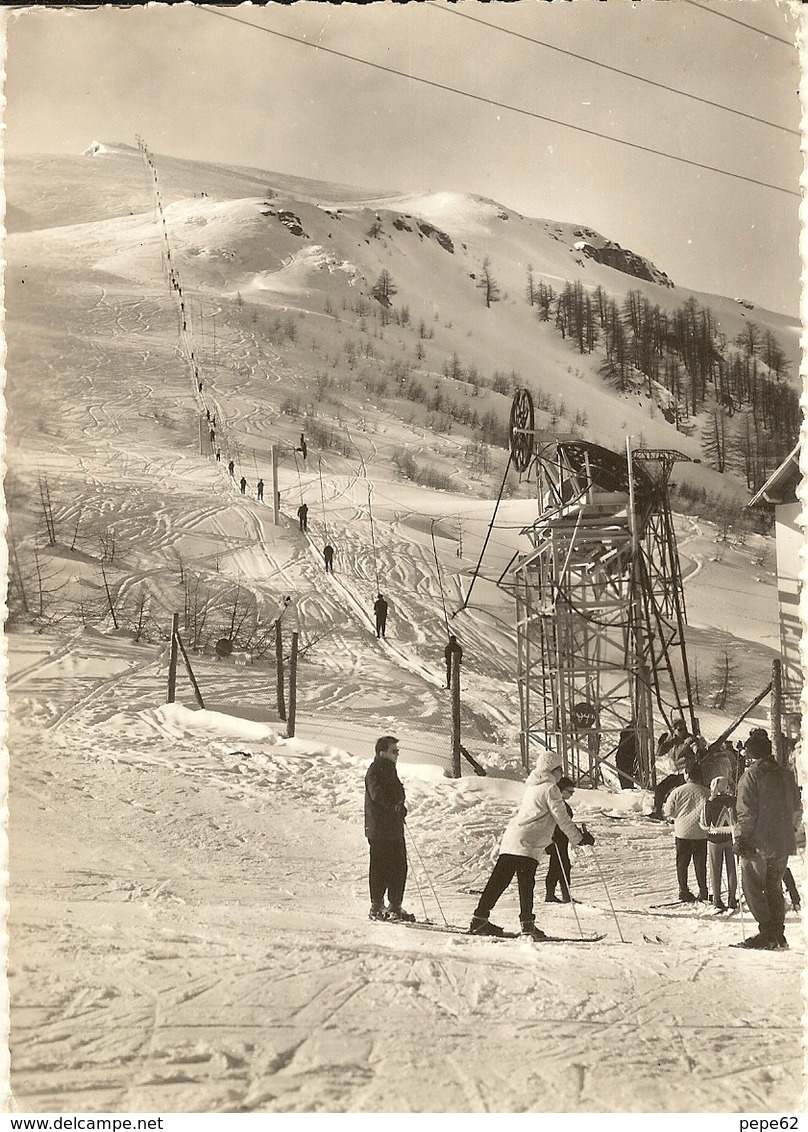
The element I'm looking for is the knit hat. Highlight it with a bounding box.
[744,729,772,760]
[710,775,729,798]
[534,748,563,778]
[672,719,688,733]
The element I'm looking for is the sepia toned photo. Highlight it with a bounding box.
[3,0,805,1116]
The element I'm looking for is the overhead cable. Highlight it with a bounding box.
[197,6,799,199]
[431,4,798,137]
[680,0,794,47]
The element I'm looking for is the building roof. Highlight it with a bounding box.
[748,443,801,507]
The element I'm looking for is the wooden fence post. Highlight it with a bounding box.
[451,651,461,779]
[275,618,286,721]
[175,630,206,708]
[288,631,299,737]
[167,613,179,703]
[101,565,119,630]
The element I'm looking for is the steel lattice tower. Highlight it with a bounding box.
[504,390,693,786]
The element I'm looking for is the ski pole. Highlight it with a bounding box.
[406,830,430,923]
[552,841,585,940]
[730,823,746,942]
[405,825,449,927]
[587,841,626,943]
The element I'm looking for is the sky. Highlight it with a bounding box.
[3,0,803,316]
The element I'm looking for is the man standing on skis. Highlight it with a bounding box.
[469,748,594,940]
[734,728,799,950]
[373,593,389,639]
[364,735,414,923]
[444,634,463,689]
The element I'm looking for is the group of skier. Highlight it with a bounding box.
[363,721,801,950]
[659,725,801,949]
[363,735,595,941]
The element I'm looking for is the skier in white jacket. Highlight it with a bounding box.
[470,749,595,940]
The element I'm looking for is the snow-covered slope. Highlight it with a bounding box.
[5,144,801,1114]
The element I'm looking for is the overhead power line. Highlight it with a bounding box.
[198,6,799,199]
[680,0,795,47]
[430,4,798,138]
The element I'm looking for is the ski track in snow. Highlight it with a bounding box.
[6,159,796,1113]
[9,660,804,1112]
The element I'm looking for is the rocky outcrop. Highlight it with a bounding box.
[573,232,673,288]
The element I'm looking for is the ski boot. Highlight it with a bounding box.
[386,907,416,923]
[521,919,549,942]
[469,914,505,937]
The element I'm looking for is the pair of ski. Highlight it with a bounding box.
[399,920,605,944]
[649,899,727,910]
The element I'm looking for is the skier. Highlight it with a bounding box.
[299,432,308,461]
[364,735,414,922]
[373,593,388,639]
[323,544,335,574]
[650,719,695,818]
[240,476,247,495]
[228,459,235,477]
[734,728,799,950]
[615,725,638,790]
[444,634,463,689]
[663,763,709,903]
[210,429,216,445]
[469,749,594,939]
[257,479,264,503]
[699,775,738,912]
[544,776,577,903]
[215,449,221,463]
[297,502,308,531]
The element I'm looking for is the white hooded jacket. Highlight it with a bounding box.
[499,749,584,863]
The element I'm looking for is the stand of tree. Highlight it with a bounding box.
[526,277,797,492]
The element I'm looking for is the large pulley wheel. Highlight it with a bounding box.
[509,388,535,473]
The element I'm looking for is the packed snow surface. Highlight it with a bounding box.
[5,145,803,1114]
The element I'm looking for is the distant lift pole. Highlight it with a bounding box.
[502,388,693,786]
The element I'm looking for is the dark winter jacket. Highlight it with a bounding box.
[615,730,637,772]
[546,800,574,853]
[735,758,799,859]
[364,755,407,841]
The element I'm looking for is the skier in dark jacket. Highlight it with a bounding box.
[444,634,463,688]
[240,476,247,495]
[734,728,799,949]
[257,479,264,502]
[545,776,576,902]
[323,544,335,573]
[615,726,637,790]
[374,594,388,638]
[364,735,414,922]
[297,502,308,531]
